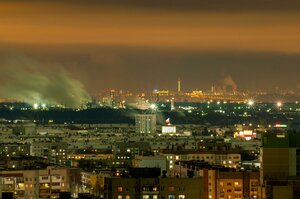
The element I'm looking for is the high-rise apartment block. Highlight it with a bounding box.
[135,114,156,134]
[260,132,300,199]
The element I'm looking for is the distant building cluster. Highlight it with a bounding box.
[0,111,299,199]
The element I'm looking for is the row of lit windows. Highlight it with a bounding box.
[40,183,65,188]
[117,195,186,199]
[220,189,242,193]
[220,195,243,199]
[167,155,240,161]
[118,186,159,192]
[118,186,183,192]
[117,156,131,159]
[14,182,63,189]
[220,182,241,187]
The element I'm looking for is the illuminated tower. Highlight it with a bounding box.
[171,97,175,111]
[177,78,181,94]
[110,89,116,107]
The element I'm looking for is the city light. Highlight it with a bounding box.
[276,101,282,107]
[0,1,298,199]
[274,124,287,128]
[33,103,39,110]
[248,100,254,106]
[150,104,157,110]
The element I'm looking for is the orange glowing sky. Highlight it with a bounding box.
[1,1,300,53]
[1,0,300,92]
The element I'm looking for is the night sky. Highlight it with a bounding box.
[0,0,300,94]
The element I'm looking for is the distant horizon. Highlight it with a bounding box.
[0,1,300,101]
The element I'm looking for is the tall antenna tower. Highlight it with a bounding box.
[178,78,181,94]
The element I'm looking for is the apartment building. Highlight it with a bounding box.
[0,166,80,199]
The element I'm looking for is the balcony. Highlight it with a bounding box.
[15,183,25,190]
[51,184,62,190]
[141,191,159,195]
[39,176,50,183]
[51,176,62,183]
[3,178,14,185]
[40,183,50,189]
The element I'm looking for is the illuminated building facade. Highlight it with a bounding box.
[135,114,156,134]
[104,168,204,199]
[29,141,68,165]
[260,132,300,199]
[0,166,80,199]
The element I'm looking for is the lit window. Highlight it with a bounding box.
[118,196,122,199]
[153,195,158,199]
[168,195,175,199]
[126,196,130,199]
[179,195,186,199]
[17,183,24,188]
[143,195,149,199]
[118,186,123,192]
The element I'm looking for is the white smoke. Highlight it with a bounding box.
[0,55,91,107]
[221,74,237,91]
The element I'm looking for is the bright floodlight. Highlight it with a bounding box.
[33,103,39,110]
[150,104,157,110]
[276,101,282,107]
[248,100,254,106]
[42,104,46,108]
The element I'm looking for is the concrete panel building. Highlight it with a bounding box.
[135,114,156,134]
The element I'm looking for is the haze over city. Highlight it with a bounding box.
[0,0,300,95]
[1,1,300,199]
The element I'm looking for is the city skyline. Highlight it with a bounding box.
[0,1,300,95]
[1,2,300,198]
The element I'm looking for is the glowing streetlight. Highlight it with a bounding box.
[248,100,254,106]
[276,101,283,107]
[33,103,39,110]
[150,104,157,110]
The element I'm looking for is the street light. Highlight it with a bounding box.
[248,100,254,106]
[276,101,282,107]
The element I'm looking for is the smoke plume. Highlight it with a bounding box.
[0,55,91,107]
[221,74,237,91]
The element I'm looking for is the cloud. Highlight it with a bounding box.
[1,1,300,53]
[0,55,91,107]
